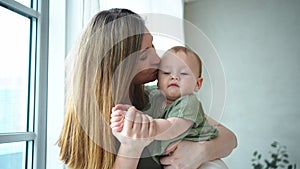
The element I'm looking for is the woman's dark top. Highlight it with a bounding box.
[115,139,163,169]
[137,148,163,169]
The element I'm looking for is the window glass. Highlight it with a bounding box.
[0,142,27,169]
[0,7,30,133]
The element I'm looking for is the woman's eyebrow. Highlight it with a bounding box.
[140,34,153,54]
[140,47,151,54]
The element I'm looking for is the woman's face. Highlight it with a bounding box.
[132,32,161,85]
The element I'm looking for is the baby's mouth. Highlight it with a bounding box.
[168,83,179,87]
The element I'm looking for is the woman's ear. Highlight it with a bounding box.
[194,77,203,92]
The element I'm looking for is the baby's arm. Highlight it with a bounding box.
[153,117,193,140]
[110,104,194,141]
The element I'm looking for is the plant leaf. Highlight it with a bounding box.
[271,141,278,148]
[283,159,289,164]
[271,153,277,159]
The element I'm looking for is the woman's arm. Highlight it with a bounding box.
[113,144,143,169]
[160,115,237,168]
[112,106,156,169]
[203,115,237,160]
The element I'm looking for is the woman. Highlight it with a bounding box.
[57,8,237,169]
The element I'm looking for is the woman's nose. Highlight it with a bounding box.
[150,48,161,65]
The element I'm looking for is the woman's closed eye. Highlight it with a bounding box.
[139,53,148,61]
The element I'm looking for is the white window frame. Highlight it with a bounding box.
[0,0,49,169]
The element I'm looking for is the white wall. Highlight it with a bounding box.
[185,0,300,168]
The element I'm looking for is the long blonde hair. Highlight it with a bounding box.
[57,8,146,169]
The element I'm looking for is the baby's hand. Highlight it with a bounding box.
[110,105,126,132]
[111,106,156,156]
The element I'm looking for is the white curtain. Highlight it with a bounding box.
[98,0,185,54]
[66,0,185,55]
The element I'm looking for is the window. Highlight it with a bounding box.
[0,0,49,169]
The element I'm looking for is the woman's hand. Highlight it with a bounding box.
[160,140,207,169]
[110,105,126,132]
[111,105,156,158]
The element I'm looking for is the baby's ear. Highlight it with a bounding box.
[194,77,203,92]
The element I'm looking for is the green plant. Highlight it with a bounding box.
[252,141,297,169]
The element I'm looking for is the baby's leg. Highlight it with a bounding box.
[199,159,228,169]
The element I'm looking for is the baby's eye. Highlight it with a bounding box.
[180,72,189,75]
[159,70,171,75]
[163,71,171,75]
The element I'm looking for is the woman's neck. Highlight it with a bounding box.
[128,83,145,110]
[129,83,135,103]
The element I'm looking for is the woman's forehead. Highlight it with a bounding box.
[141,32,153,49]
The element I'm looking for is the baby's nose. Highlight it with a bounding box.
[170,74,179,80]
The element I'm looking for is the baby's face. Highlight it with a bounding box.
[158,50,202,101]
